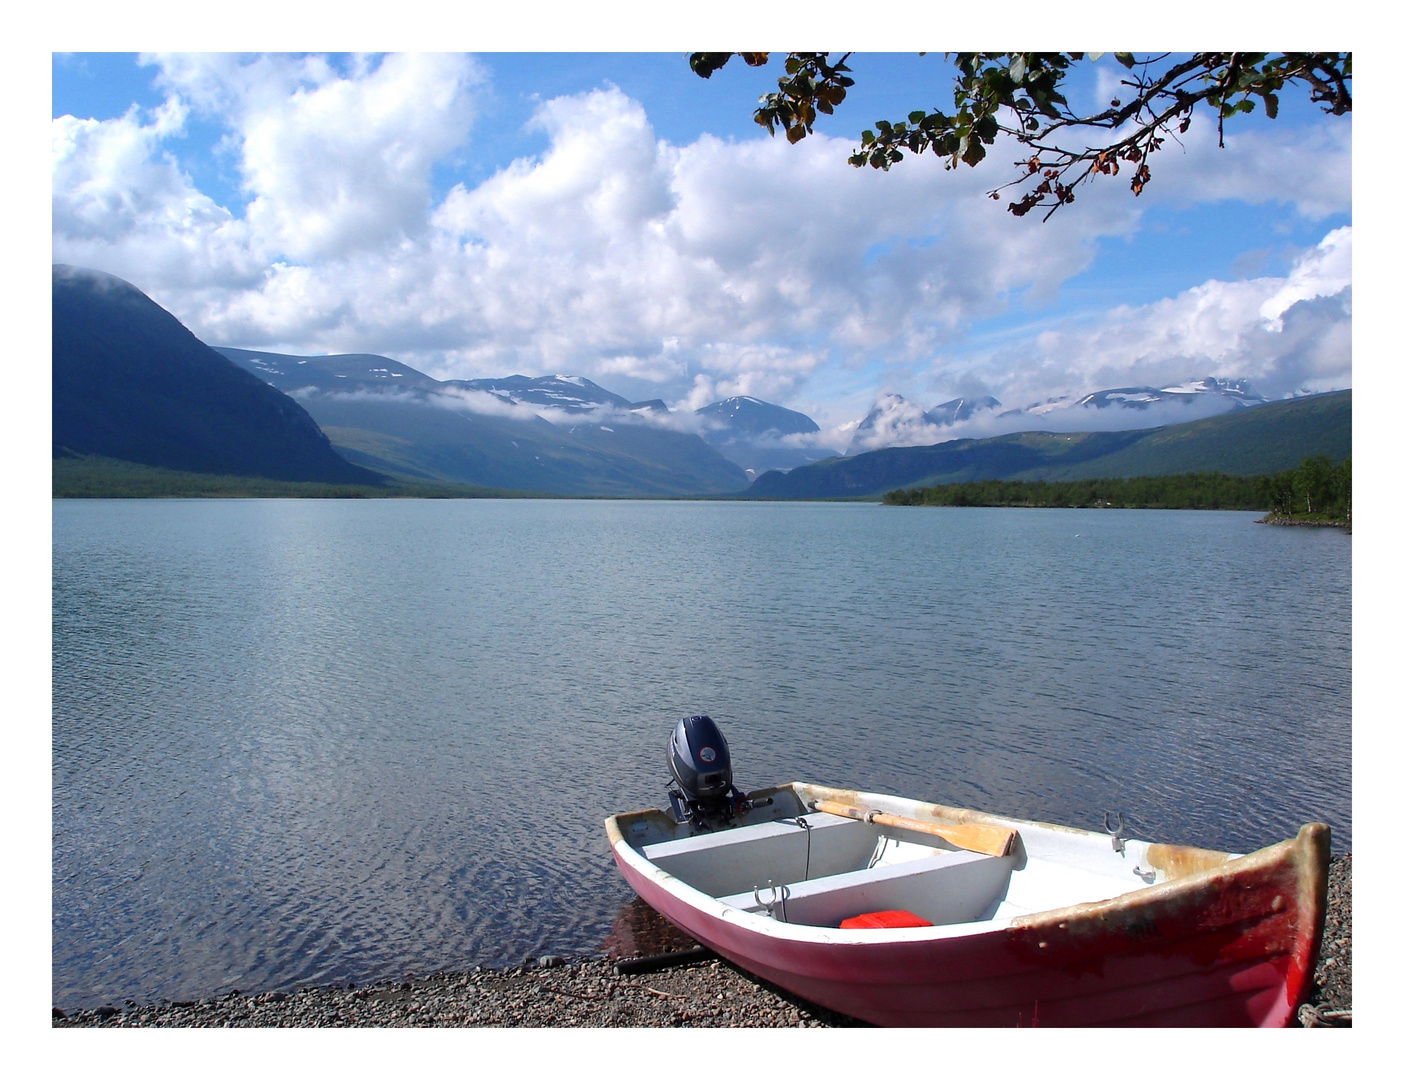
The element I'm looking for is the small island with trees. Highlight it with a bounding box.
[883,455,1351,529]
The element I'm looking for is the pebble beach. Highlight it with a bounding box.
[52,854,1351,1029]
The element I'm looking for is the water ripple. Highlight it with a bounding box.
[52,501,1350,1010]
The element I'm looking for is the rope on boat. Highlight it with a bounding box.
[1298,1004,1352,1027]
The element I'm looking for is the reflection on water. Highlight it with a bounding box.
[599,896,699,960]
[52,499,1350,1011]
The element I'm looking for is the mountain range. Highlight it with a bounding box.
[219,347,846,487]
[750,389,1351,499]
[218,349,749,496]
[848,378,1269,455]
[50,266,776,496]
[54,263,1350,499]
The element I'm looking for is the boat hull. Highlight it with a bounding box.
[607,788,1329,1027]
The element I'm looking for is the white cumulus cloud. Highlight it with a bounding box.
[51,53,1351,442]
[151,52,484,261]
[879,227,1353,447]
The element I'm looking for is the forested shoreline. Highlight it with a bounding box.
[883,456,1351,527]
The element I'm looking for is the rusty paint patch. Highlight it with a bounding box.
[1002,821,1331,1017]
[1145,843,1233,881]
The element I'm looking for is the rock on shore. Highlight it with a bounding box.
[1298,852,1351,1027]
[53,854,1351,1029]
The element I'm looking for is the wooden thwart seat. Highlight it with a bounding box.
[812,799,1019,858]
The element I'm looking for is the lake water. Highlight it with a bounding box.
[52,499,1351,1011]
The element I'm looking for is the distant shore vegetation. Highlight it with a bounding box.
[51,455,542,500]
[883,456,1351,527]
[54,453,1352,526]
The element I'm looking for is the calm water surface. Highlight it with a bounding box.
[52,500,1351,1010]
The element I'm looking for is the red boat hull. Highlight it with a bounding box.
[609,819,1329,1027]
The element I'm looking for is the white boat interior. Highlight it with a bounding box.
[623,785,1199,930]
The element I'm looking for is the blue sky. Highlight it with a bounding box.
[52,50,1352,446]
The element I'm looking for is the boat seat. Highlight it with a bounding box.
[641,815,877,899]
[717,846,1016,929]
[640,813,860,861]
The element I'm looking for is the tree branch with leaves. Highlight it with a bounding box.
[688,52,1351,220]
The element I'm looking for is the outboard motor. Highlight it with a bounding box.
[666,715,747,826]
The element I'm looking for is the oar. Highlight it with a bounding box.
[812,799,1019,858]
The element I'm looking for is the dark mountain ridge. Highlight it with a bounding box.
[53,267,378,485]
[697,396,820,438]
[218,347,441,392]
[695,395,833,474]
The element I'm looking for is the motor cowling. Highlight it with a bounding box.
[667,714,733,812]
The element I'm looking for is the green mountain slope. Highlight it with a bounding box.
[291,392,748,497]
[1053,391,1352,478]
[747,390,1351,499]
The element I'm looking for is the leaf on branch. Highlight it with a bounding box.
[704,51,1350,224]
[688,53,742,79]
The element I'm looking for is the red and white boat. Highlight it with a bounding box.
[606,739,1329,1026]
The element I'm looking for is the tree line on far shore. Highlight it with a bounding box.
[1262,455,1351,522]
[883,456,1351,524]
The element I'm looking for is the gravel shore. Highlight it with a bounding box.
[1299,853,1352,1027]
[53,853,1351,1029]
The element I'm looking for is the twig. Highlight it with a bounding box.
[614,983,685,1000]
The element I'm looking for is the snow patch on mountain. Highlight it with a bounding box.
[848,393,1003,454]
[693,395,835,474]
[851,378,1275,452]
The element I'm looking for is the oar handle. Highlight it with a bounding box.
[812,799,1019,858]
